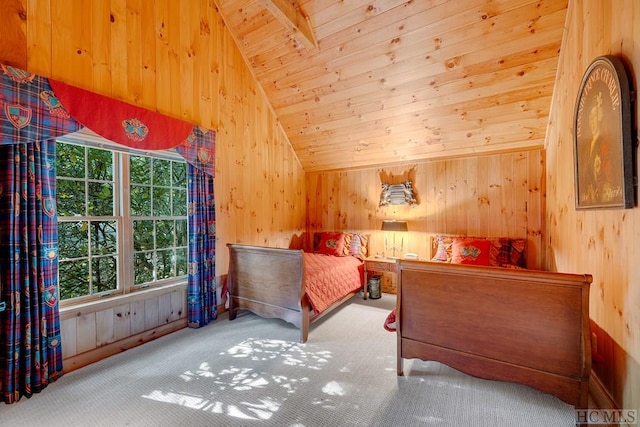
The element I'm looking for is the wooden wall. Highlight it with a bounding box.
[545,0,639,410]
[60,285,187,372]
[306,149,546,270]
[0,0,305,369]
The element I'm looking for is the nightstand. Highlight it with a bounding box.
[363,257,397,299]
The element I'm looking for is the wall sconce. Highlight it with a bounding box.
[379,181,417,206]
[381,220,408,258]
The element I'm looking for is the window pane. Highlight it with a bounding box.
[156,249,174,280]
[153,159,171,186]
[156,220,174,248]
[153,187,171,216]
[131,185,151,216]
[175,247,188,276]
[91,256,117,293]
[91,221,118,255]
[57,179,86,216]
[57,143,85,178]
[88,182,114,216]
[59,260,90,300]
[130,156,151,185]
[175,219,187,247]
[172,189,187,216]
[133,220,154,251]
[59,221,88,259]
[88,148,113,180]
[172,162,186,186]
[134,252,154,285]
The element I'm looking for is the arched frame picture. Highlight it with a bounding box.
[573,55,634,210]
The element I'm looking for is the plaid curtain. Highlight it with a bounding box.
[186,164,217,327]
[0,66,80,404]
[0,140,64,403]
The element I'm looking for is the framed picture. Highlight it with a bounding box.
[574,55,634,210]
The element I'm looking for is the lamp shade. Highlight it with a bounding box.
[381,220,408,232]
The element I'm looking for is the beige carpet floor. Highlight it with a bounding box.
[0,294,578,426]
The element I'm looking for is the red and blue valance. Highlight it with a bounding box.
[0,64,215,177]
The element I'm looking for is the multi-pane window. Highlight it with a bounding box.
[129,154,189,285]
[56,139,188,302]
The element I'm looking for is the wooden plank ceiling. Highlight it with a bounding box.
[214,0,568,172]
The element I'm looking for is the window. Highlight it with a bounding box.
[56,137,188,302]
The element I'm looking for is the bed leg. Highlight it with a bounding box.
[228,297,237,321]
[300,307,310,343]
[397,357,404,376]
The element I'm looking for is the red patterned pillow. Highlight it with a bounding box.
[316,232,346,256]
[489,238,526,268]
[451,238,491,266]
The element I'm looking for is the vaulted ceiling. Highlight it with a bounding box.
[214,0,568,172]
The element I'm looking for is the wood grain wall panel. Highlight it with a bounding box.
[25,0,52,75]
[139,0,158,110]
[95,308,115,347]
[49,1,89,87]
[0,0,27,69]
[306,150,544,269]
[90,0,113,95]
[170,289,184,323]
[75,312,97,354]
[144,297,160,330]
[60,317,77,359]
[113,303,131,341]
[545,0,639,410]
[122,0,142,103]
[130,300,146,335]
[152,0,171,115]
[158,293,172,324]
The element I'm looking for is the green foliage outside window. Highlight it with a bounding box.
[57,141,188,301]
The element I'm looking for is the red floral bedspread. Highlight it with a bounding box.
[303,253,364,314]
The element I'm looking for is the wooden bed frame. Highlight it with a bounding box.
[396,259,592,408]
[226,243,360,343]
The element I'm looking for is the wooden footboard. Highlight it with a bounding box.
[396,260,592,408]
[226,244,360,343]
[227,244,310,342]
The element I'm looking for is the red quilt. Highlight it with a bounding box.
[303,253,364,314]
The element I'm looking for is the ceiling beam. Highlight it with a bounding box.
[260,0,318,50]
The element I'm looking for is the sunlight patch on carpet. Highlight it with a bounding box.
[322,380,346,396]
[141,337,335,421]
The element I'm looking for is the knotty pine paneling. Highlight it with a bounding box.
[545,0,639,410]
[0,0,27,68]
[60,286,187,372]
[306,150,545,270]
[215,0,567,172]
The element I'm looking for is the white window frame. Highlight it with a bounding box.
[57,129,188,307]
